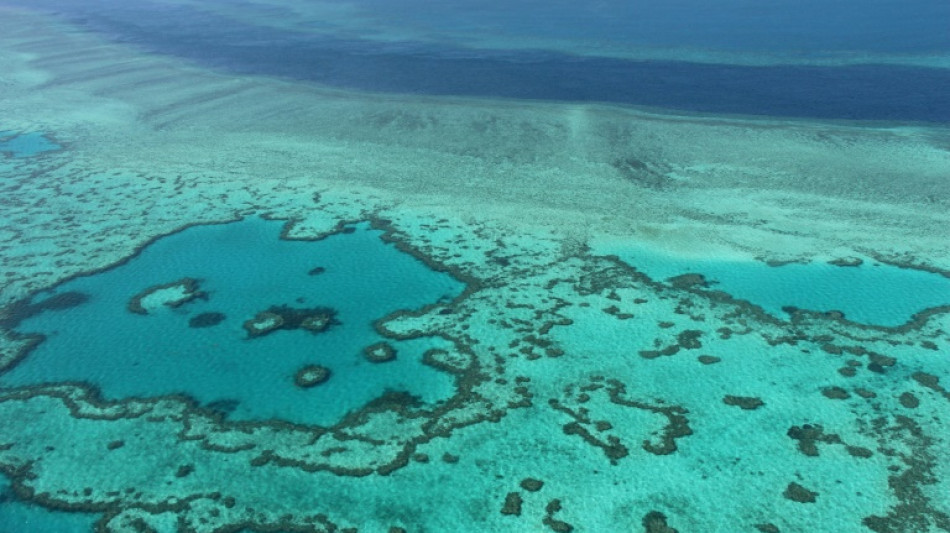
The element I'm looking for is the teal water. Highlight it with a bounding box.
[1,217,464,425]
[602,245,950,327]
[0,131,60,158]
[0,475,98,532]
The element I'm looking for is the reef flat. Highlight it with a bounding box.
[0,4,949,533]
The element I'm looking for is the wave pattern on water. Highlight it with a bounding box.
[17,0,950,122]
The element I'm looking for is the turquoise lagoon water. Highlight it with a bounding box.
[601,244,950,327]
[1,218,464,425]
[0,131,59,158]
[0,475,98,533]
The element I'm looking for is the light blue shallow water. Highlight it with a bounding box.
[1,217,464,426]
[604,246,950,326]
[0,131,60,158]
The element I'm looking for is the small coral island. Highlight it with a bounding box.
[294,364,331,388]
[243,305,339,339]
[128,277,204,315]
[363,341,396,363]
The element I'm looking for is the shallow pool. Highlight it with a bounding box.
[1,217,465,426]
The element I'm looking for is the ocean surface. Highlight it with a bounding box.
[20,0,950,122]
[0,1,948,532]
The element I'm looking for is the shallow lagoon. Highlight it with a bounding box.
[598,243,950,327]
[0,131,59,158]
[0,475,98,532]
[1,217,464,425]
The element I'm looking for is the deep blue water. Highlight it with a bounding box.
[345,0,950,55]
[1,218,464,426]
[16,0,950,122]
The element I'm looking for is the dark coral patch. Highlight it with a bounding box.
[846,445,874,458]
[643,511,678,533]
[442,453,459,464]
[787,424,838,456]
[783,482,818,503]
[500,492,522,516]
[243,305,339,338]
[520,478,544,492]
[854,388,877,399]
[543,499,573,532]
[821,386,850,400]
[667,273,710,289]
[294,365,331,388]
[723,395,764,410]
[899,392,920,409]
[0,291,89,330]
[677,330,703,349]
[189,312,226,328]
[829,257,863,267]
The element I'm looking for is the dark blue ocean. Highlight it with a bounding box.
[20,0,950,122]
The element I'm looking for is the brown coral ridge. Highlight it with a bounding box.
[861,415,950,532]
[785,302,950,333]
[368,215,483,295]
[639,329,704,359]
[828,257,863,267]
[605,379,692,455]
[786,424,873,459]
[542,499,573,532]
[577,257,785,330]
[421,348,472,374]
[0,291,88,331]
[0,289,73,374]
[127,277,204,315]
[550,377,692,462]
[254,349,531,479]
[243,305,339,339]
